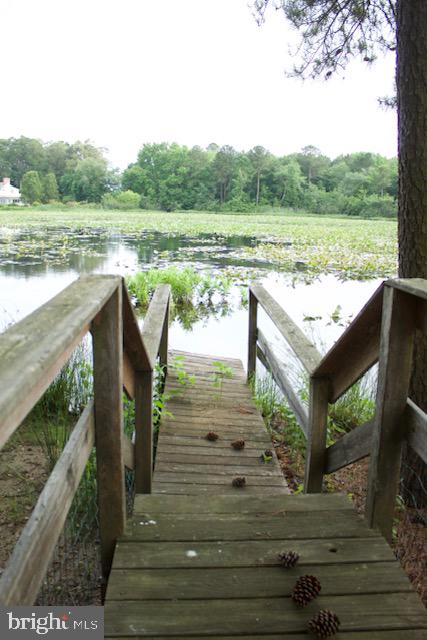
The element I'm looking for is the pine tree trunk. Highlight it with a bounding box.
[397,0,427,507]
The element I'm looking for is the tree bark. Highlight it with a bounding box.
[397,0,427,507]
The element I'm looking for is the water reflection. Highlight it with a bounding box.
[0,228,384,369]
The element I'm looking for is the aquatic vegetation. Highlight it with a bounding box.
[0,209,397,281]
[127,266,243,330]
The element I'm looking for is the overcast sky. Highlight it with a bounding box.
[0,0,397,169]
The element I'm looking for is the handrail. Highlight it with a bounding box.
[249,283,322,374]
[313,283,384,402]
[0,276,170,604]
[0,275,119,449]
[248,279,427,541]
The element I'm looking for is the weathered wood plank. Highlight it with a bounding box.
[156,444,273,458]
[325,419,373,474]
[122,281,150,371]
[387,277,427,300]
[108,562,411,600]
[133,493,353,514]
[304,376,330,492]
[257,329,308,434]
[155,452,278,467]
[154,462,283,477]
[0,274,119,449]
[112,535,392,569]
[92,284,126,582]
[105,593,427,636]
[405,398,427,464]
[153,473,286,486]
[153,483,290,496]
[122,350,135,399]
[135,370,153,493]
[0,403,95,605]
[141,285,171,368]
[366,287,416,540]
[125,510,379,541]
[313,282,384,402]
[157,434,272,449]
[250,284,322,373]
[247,288,258,380]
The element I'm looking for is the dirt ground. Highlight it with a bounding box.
[276,442,427,608]
[0,442,49,573]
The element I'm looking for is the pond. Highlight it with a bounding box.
[0,227,384,370]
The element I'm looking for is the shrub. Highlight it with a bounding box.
[102,190,140,210]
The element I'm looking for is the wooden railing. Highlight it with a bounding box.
[248,278,427,541]
[0,275,170,605]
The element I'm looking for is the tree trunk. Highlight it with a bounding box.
[397,0,427,508]
[256,172,260,206]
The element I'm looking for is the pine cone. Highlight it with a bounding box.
[232,476,246,488]
[231,439,245,450]
[308,609,340,638]
[291,575,321,607]
[278,550,299,568]
[206,431,219,441]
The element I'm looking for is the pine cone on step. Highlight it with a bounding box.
[232,476,246,488]
[206,431,219,441]
[231,439,245,450]
[278,550,299,568]
[291,575,321,607]
[308,609,340,638]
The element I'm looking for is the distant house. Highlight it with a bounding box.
[0,177,22,205]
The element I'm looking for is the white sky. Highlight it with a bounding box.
[0,0,397,170]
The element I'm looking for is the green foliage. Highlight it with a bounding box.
[41,172,59,203]
[211,360,233,389]
[252,1,396,80]
[20,170,43,204]
[102,189,140,210]
[120,141,397,218]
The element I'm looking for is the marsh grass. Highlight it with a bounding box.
[251,371,376,457]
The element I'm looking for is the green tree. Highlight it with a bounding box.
[20,170,43,204]
[253,1,427,507]
[248,145,271,205]
[212,145,237,204]
[41,172,59,202]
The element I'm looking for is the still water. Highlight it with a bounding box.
[0,228,382,367]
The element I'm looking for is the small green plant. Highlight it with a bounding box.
[211,360,233,388]
[170,355,196,391]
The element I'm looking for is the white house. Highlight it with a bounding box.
[0,177,22,205]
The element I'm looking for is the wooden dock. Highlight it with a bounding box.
[152,351,288,496]
[105,351,427,638]
[1,276,427,637]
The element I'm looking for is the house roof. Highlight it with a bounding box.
[0,180,21,198]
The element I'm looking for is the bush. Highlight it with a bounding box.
[345,193,397,218]
[102,190,141,210]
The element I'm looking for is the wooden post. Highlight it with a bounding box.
[366,286,415,541]
[247,289,258,382]
[135,370,153,494]
[304,376,330,493]
[159,297,169,377]
[92,284,126,586]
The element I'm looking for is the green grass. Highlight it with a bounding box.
[0,207,398,280]
[251,372,376,457]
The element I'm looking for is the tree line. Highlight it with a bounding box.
[0,136,397,217]
[0,137,118,204]
[121,143,397,217]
